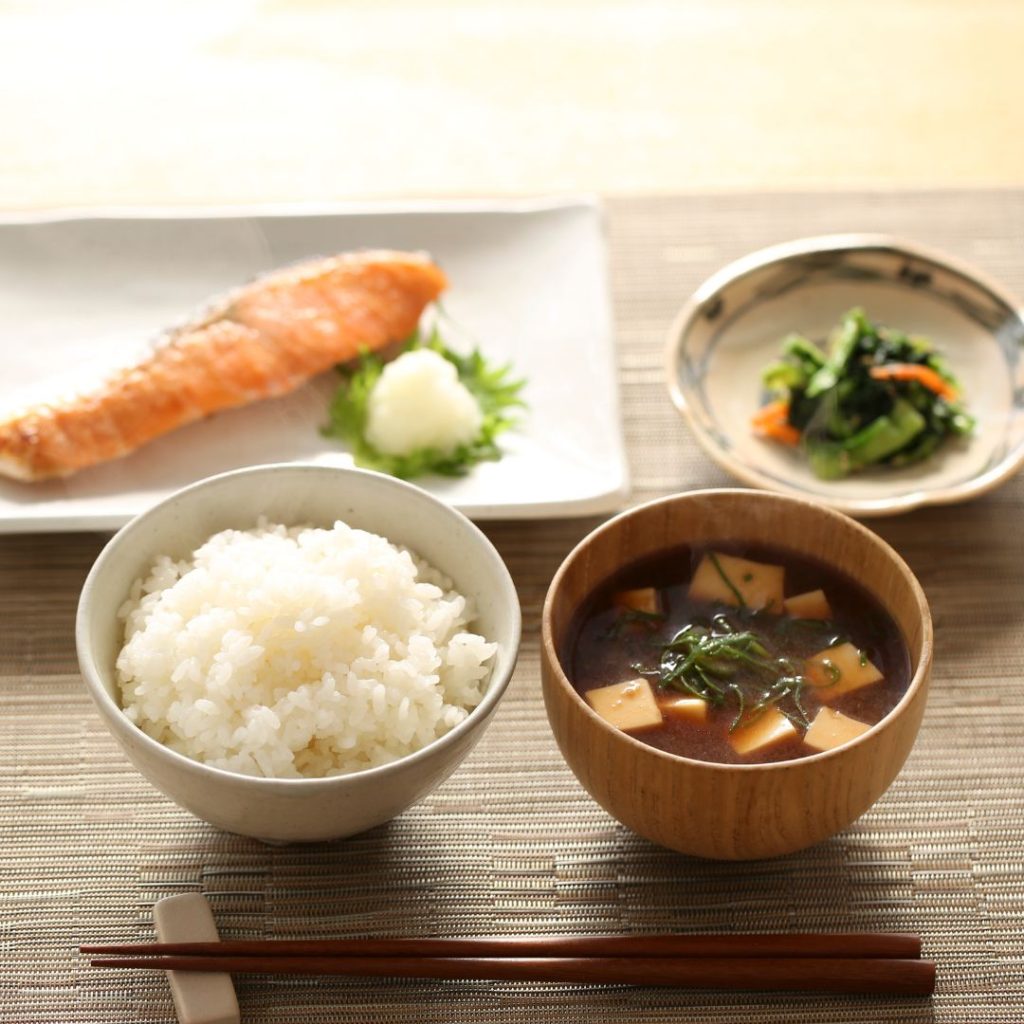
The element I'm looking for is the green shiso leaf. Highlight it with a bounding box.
[321,318,526,479]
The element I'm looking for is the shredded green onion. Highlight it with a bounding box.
[636,616,815,731]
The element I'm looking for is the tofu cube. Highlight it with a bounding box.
[659,696,708,723]
[689,552,784,612]
[585,678,663,732]
[804,642,883,700]
[803,707,872,752]
[614,587,660,615]
[729,706,799,756]
[783,588,833,620]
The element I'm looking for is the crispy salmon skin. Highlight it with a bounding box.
[0,250,447,481]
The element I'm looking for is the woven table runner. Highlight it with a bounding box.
[2,190,1023,1023]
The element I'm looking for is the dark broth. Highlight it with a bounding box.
[563,542,912,765]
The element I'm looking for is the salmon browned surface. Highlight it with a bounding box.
[0,251,447,482]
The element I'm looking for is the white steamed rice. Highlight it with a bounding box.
[115,519,497,779]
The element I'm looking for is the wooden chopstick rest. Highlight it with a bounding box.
[153,894,240,1024]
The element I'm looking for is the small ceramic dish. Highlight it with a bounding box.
[541,489,932,860]
[665,234,1024,516]
[76,463,521,843]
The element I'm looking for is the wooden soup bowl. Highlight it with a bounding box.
[541,489,932,860]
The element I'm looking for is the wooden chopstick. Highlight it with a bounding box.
[85,954,936,995]
[80,932,921,960]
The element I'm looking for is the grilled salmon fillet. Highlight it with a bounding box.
[0,250,447,481]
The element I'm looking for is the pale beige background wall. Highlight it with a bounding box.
[1,0,1020,208]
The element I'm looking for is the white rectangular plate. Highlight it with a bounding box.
[0,198,629,531]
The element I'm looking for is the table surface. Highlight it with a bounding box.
[2,0,1023,206]
[3,190,1024,1023]
[3,5,1024,1020]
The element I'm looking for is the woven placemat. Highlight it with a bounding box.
[3,190,1024,1023]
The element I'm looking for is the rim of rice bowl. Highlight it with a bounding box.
[76,464,520,792]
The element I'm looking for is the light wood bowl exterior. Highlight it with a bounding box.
[541,489,932,860]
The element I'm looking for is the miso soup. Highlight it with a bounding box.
[563,543,912,765]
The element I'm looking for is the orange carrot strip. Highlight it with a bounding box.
[755,419,801,446]
[869,363,958,401]
[751,399,790,427]
[751,401,801,446]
